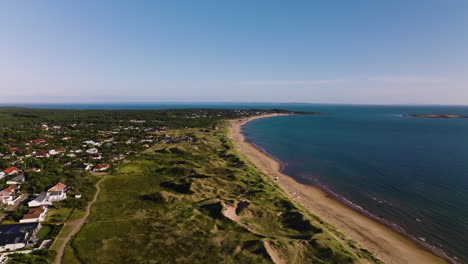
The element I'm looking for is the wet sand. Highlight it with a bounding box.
[228,114,448,264]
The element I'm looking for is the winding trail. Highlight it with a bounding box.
[54,176,107,264]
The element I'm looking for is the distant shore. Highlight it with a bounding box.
[229,114,451,264]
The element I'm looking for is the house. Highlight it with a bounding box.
[0,172,5,180]
[28,192,51,207]
[47,182,67,202]
[6,175,25,185]
[35,151,49,158]
[48,149,61,155]
[83,140,101,147]
[66,153,77,158]
[31,139,46,145]
[2,167,19,176]
[9,147,19,152]
[70,149,83,153]
[94,163,110,172]
[91,154,102,160]
[0,185,21,205]
[26,168,41,173]
[77,163,93,171]
[20,205,48,223]
[40,124,48,131]
[0,223,41,252]
[86,148,98,154]
[49,149,66,155]
[62,136,72,140]
[28,182,68,206]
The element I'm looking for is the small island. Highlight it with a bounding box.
[403,114,468,118]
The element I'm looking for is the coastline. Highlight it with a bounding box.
[228,114,449,264]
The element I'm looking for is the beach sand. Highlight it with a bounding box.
[229,114,447,264]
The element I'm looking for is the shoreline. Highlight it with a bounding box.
[229,114,452,264]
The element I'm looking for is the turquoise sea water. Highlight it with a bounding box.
[3,103,467,262]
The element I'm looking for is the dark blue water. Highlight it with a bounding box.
[242,105,468,263]
[3,102,467,261]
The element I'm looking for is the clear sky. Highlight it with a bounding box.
[1,0,467,104]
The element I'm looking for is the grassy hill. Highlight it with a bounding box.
[63,124,382,264]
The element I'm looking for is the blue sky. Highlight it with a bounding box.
[1,0,467,104]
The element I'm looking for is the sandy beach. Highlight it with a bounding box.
[229,114,448,264]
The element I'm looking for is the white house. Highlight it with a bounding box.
[86,148,98,154]
[28,192,51,207]
[47,182,67,202]
[28,182,68,207]
[78,163,93,171]
[0,172,5,180]
[0,185,22,205]
[20,205,48,223]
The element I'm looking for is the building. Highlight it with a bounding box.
[0,185,21,205]
[20,205,48,223]
[47,182,67,202]
[31,139,46,145]
[93,163,110,172]
[28,182,68,207]
[91,154,102,160]
[0,172,5,180]
[0,223,41,252]
[28,192,51,207]
[86,148,98,154]
[35,151,50,158]
[6,175,25,185]
[77,163,93,171]
[2,167,19,176]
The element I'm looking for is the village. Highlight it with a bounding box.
[0,108,270,262]
[0,118,194,261]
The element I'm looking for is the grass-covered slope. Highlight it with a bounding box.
[64,125,382,264]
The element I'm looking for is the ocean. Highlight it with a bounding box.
[242,104,468,263]
[3,102,467,262]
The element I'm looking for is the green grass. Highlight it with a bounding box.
[50,225,74,252]
[63,127,382,264]
[36,225,53,239]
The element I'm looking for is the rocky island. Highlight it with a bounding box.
[403,114,468,118]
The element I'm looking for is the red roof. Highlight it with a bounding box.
[95,164,109,170]
[48,182,67,192]
[1,185,19,194]
[36,151,49,157]
[2,167,18,174]
[22,205,47,219]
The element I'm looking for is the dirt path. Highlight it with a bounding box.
[54,176,107,264]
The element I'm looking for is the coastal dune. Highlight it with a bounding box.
[229,114,447,264]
